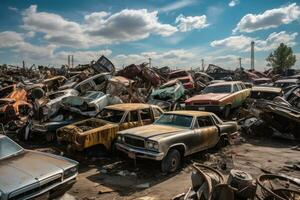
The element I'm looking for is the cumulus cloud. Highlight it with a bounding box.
[87,9,177,40]
[228,0,239,7]
[233,3,300,33]
[21,5,177,48]
[211,35,253,50]
[112,49,195,67]
[175,14,209,32]
[0,31,24,48]
[211,31,298,52]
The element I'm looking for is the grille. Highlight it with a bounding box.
[9,175,62,200]
[124,136,145,148]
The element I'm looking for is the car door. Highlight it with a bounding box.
[139,108,153,125]
[193,116,219,151]
[119,110,142,131]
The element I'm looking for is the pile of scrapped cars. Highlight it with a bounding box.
[1,56,300,199]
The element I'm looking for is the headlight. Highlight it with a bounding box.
[64,165,78,179]
[117,135,125,143]
[146,140,159,150]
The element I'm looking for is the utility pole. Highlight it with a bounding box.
[71,55,74,68]
[238,57,242,69]
[148,58,152,68]
[251,41,255,70]
[67,55,70,67]
[201,59,204,72]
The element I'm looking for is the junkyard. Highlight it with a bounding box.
[1,1,300,200]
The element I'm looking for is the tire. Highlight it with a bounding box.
[161,149,181,173]
[223,105,231,119]
[215,135,228,149]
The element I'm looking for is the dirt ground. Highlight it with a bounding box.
[22,135,300,200]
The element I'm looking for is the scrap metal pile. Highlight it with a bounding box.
[173,164,300,200]
[0,56,300,199]
[1,56,300,142]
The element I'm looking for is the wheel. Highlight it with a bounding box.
[223,105,231,119]
[161,149,181,173]
[215,135,228,149]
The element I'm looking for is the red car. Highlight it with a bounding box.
[168,70,194,90]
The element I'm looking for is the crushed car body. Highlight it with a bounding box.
[56,103,164,151]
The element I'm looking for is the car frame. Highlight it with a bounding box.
[115,110,237,173]
[0,134,78,200]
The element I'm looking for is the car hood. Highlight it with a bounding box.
[0,151,76,193]
[120,124,185,139]
[185,93,230,103]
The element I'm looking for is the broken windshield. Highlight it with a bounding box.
[97,108,125,123]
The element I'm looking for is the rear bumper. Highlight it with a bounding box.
[116,143,164,161]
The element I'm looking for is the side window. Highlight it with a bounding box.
[211,115,222,125]
[233,84,239,92]
[153,108,163,118]
[236,83,243,91]
[197,116,214,127]
[78,82,93,93]
[94,76,106,85]
[240,83,246,89]
[140,108,151,120]
[129,111,139,122]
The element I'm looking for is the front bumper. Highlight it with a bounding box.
[185,105,225,113]
[116,143,164,161]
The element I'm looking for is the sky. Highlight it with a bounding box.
[0,0,300,71]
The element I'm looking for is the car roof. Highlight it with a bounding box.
[252,86,282,93]
[208,81,242,87]
[165,110,211,117]
[105,103,156,111]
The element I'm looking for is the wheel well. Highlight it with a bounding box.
[169,145,185,158]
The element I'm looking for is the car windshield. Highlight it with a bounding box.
[0,136,23,160]
[155,114,193,128]
[203,85,232,93]
[97,108,125,123]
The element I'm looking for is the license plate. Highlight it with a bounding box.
[198,107,205,111]
[34,192,49,200]
[128,152,136,159]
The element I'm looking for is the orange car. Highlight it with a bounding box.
[185,81,250,118]
[0,85,32,123]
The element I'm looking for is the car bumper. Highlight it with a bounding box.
[116,143,164,161]
[185,105,225,113]
[8,174,77,200]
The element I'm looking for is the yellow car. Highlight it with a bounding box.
[56,103,163,151]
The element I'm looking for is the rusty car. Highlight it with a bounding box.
[0,134,78,200]
[185,81,250,118]
[56,103,164,151]
[0,85,32,124]
[116,110,238,173]
[168,70,194,90]
[249,86,283,101]
[148,79,185,111]
[61,91,122,117]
